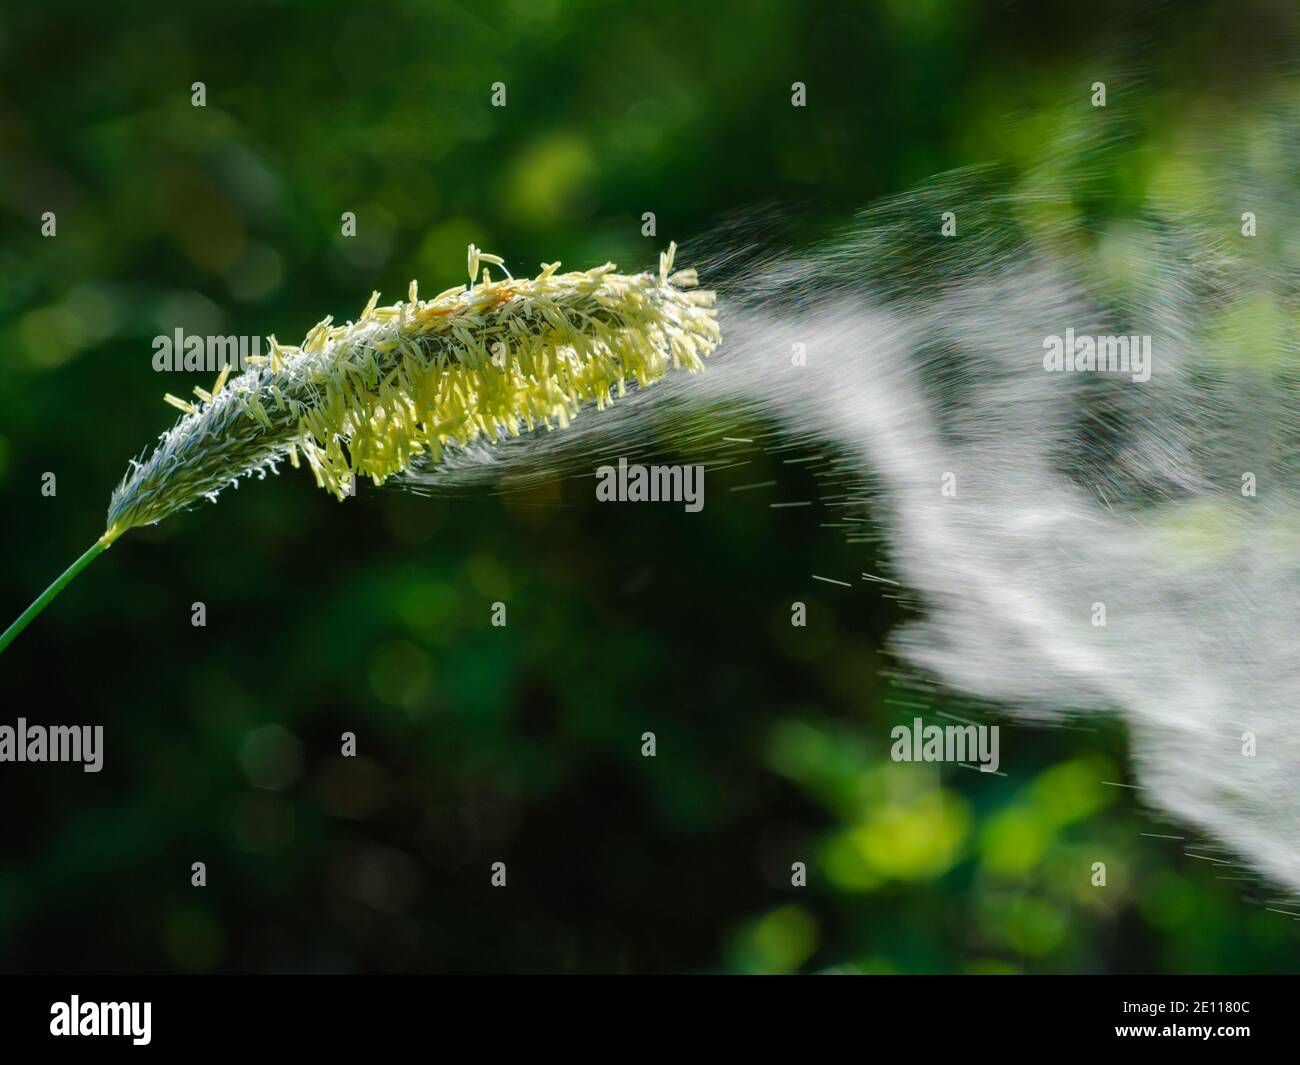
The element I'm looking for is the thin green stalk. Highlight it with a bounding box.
[0,528,121,655]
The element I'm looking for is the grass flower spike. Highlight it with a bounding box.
[0,244,719,654]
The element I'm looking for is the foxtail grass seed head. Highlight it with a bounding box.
[104,243,719,539]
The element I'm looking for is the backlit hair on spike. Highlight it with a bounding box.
[104,245,719,536]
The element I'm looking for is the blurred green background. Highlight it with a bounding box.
[1,0,1298,973]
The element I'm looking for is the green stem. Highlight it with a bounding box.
[0,528,121,656]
